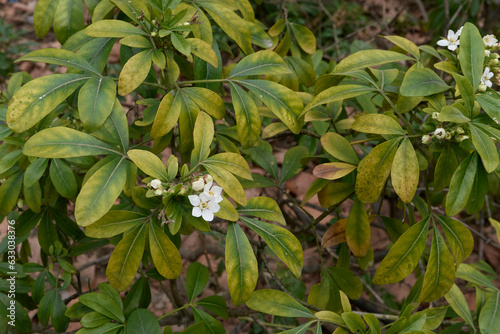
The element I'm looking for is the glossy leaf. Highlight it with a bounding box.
[456,263,496,289]
[469,123,499,173]
[18,48,100,76]
[434,144,458,191]
[49,159,77,198]
[92,98,129,151]
[280,146,309,184]
[479,291,500,334]
[106,223,146,292]
[304,84,373,114]
[24,127,119,158]
[352,114,405,135]
[345,198,370,257]
[203,152,252,180]
[85,211,146,238]
[437,105,470,123]
[444,284,476,331]
[191,111,214,166]
[373,217,430,285]
[435,215,473,266]
[355,138,400,204]
[321,132,359,165]
[186,262,210,302]
[149,222,182,279]
[327,267,363,300]
[75,157,128,226]
[118,49,153,96]
[229,82,260,148]
[215,197,239,221]
[79,292,125,322]
[246,289,314,318]
[383,35,420,59]
[33,0,60,38]
[332,50,413,74]
[445,152,477,216]
[125,309,161,334]
[459,22,485,91]
[476,93,500,121]
[7,74,90,133]
[183,87,225,119]
[78,76,117,132]
[391,138,419,203]
[188,38,218,67]
[128,149,168,181]
[225,222,258,305]
[53,0,85,44]
[229,50,290,78]
[241,217,303,278]
[151,90,182,138]
[85,19,147,37]
[419,227,455,302]
[400,67,450,96]
[237,196,285,225]
[313,162,356,180]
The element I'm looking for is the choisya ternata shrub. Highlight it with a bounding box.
[2,0,500,333]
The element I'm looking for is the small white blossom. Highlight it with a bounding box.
[481,67,494,88]
[434,128,446,139]
[154,188,163,196]
[478,84,487,92]
[437,28,463,51]
[204,174,213,183]
[188,192,220,222]
[486,50,491,57]
[192,178,205,191]
[202,181,224,204]
[150,179,162,189]
[432,112,440,120]
[422,135,432,144]
[483,34,498,47]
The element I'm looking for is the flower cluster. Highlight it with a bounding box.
[148,178,165,196]
[188,179,223,222]
[422,126,469,144]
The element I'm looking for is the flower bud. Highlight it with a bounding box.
[492,58,499,65]
[192,179,204,191]
[154,188,163,196]
[421,135,432,144]
[151,31,157,37]
[456,127,464,134]
[432,112,440,120]
[204,174,213,183]
[150,179,162,189]
[458,135,469,142]
[434,128,446,139]
[478,84,487,92]
[445,131,452,140]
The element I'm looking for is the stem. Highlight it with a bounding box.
[179,79,228,86]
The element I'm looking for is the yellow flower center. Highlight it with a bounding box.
[201,202,209,210]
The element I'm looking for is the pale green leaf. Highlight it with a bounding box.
[459,23,485,91]
[128,149,168,181]
[78,76,117,132]
[445,152,477,216]
[17,48,100,75]
[85,211,146,238]
[237,196,285,225]
[246,289,314,318]
[352,114,405,135]
[229,50,290,78]
[229,82,260,148]
[436,215,473,266]
[391,138,419,203]
[321,132,359,165]
[149,222,182,279]
[445,284,476,331]
[345,198,370,257]
[118,49,153,96]
[85,19,147,37]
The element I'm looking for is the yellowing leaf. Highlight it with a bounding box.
[127,149,168,181]
[118,49,153,95]
[322,218,347,248]
[149,222,182,279]
[229,50,290,78]
[313,162,356,180]
[391,138,419,203]
[191,112,214,166]
[151,90,182,138]
[345,199,370,257]
[321,132,359,165]
[352,114,405,135]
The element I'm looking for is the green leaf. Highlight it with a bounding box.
[85,19,147,37]
[327,267,363,300]
[149,222,182,280]
[203,152,252,180]
[355,138,400,204]
[118,49,153,96]
[76,323,124,334]
[479,291,500,334]
[332,50,413,74]
[241,217,303,278]
[7,74,90,132]
[364,313,381,334]
[49,159,77,198]
[92,98,129,151]
[0,172,24,216]
[341,312,366,333]
[24,127,119,158]
[456,263,496,289]
[170,32,191,57]
[279,322,315,334]
[419,227,455,302]
[452,73,474,115]
[237,196,286,225]
[421,306,448,330]
[476,93,500,122]
[465,158,488,214]
[383,35,420,59]
[345,198,370,257]
[33,0,60,38]
[215,197,239,221]
[75,157,128,226]
[469,124,499,173]
[290,23,316,54]
[151,90,182,138]
[437,105,470,123]
[373,217,430,285]
[226,222,258,305]
[73,37,116,74]
[188,38,218,68]
[85,211,146,238]
[303,84,373,114]
[445,152,477,216]
[400,66,450,96]
[237,79,303,134]
[0,149,22,174]
[198,1,253,55]
[53,0,85,44]
[318,182,354,208]
[352,114,405,135]
[79,292,125,323]
[107,223,146,292]
[112,0,150,22]
[119,35,152,48]
[243,140,279,181]
[124,309,160,334]
[196,295,228,320]
[246,289,314,318]
[391,138,419,203]
[445,284,476,331]
[127,149,168,181]
[286,56,316,88]
[434,144,458,191]
[321,132,359,165]
[280,146,309,184]
[81,312,111,328]
[186,262,209,302]
[192,306,225,334]
[78,77,117,132]
[229,50,290,78]
[183,87,225,119]
[18,48,100,75]
[191,112,214,166]
[229,82,260,148]
[459,22,485,91]
[435,215,473,266]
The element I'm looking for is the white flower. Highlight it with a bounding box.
[434,128,446,139]
[437,28,462,51]
[481,67,494,88]
[483,34,498,47]
[202,182,223,204]
[421,135,432,144]
[150,179,162,189]
[154,188,163,196]
[458,135,469,142]
[204,174,213,183]
[192,178,205,191]
[432,112,440,120]
[188,193,220,221]
[486,50,491,57]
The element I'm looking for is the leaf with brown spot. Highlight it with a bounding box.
[322,218,347,248]
[313,162,356,180]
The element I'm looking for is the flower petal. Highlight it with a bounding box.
[202,209,214,221]
[211,186,223,196]
[204,181,213,192]
[447,29,454,39]
[214,195,223,203]
[188,195,201,206]
[192,207,202,217]
[200,192,211,202]
[448,44,457,51]
[437,39,450,47]
[209,201,220,213]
